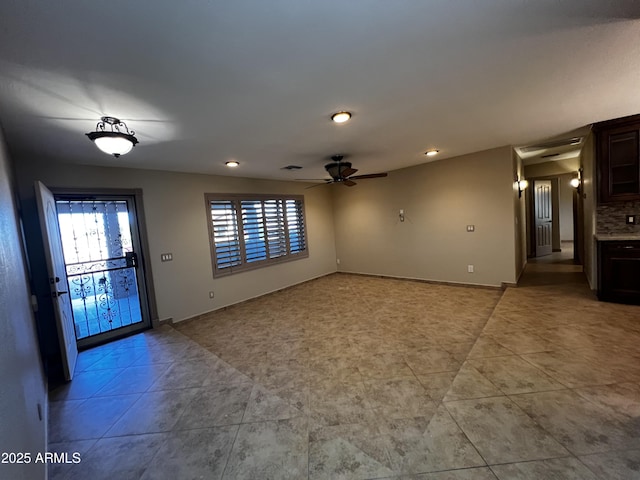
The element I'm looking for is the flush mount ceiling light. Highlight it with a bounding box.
[225,161,240,167]
[424,149,440,157]
[86,116,138,157]
[331,111,351,124]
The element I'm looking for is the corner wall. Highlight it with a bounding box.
[14,158,337,323]
[0,127,47,480]
[581,131,597,289]
[513,149,527,281]
[333,146,517,286]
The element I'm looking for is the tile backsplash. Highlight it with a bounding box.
[597,201,640,234]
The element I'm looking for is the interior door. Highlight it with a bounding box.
[534,180,553,257]
[35,181,78,381]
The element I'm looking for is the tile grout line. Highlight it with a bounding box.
[426,287,508,472]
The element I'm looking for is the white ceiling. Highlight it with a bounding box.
[1,1,639,181]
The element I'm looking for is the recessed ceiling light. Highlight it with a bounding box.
[425,149,440,157]
[226,161,239,167]
[331,111,351,124]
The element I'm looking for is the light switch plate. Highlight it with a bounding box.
[161,253,173,262]
[466,225,475,232]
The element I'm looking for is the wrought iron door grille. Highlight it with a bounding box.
[56,199,143,340]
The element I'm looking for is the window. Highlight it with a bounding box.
[205,194,308,277]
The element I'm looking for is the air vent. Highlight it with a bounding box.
[540,153,560,159]
[520,137,583,153]
[281,165,303,170]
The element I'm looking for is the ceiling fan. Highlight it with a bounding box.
[305,154,388,187]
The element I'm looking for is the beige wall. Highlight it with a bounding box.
[524,157,580,178]
[558,173,575,242]
[581,132,597,289]
[0,128,47,480]
[333,146,517,287]
[14,158,337,322]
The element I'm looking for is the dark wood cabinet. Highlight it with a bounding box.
[595,114,640,203]
[598,241,640,304]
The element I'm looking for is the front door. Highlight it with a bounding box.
[55,194,151,348]
[35,181,78,380]
[534,180,553,257]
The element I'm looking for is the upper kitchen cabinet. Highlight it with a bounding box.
[595,114,640,204]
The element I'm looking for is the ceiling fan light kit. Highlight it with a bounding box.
[86,116,139,158]
[318,154,388,187]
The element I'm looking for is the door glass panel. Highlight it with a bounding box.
[56,200,143,340]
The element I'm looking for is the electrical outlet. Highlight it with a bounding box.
[209,291,215,299]
[161,253,173,262]
[626,215,636,225]
[468,265,474,273]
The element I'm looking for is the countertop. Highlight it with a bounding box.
[594,233,640,241]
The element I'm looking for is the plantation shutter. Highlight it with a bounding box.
[241,200,267,263]
[206,194,308,278]
[210,200,241,272]
[286,199,306,254]
[264,199,287,259]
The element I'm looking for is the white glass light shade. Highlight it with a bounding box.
[331,111,351,123]
[86,117,138,157]
[570,178,580,188]
[425,149,439,157]
[94,135,134,156]
[518,179,529,190]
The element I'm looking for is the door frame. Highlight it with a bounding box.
[525,173,584,264]
[50,187,159,348]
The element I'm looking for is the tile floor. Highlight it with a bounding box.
[49,265,640,479]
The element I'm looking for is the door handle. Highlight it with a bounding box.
[52,291,68,298]
[125,251,138,268]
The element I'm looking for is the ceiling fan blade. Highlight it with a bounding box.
[341,167,358,178]
[349,173,388,180]
[304,181,332,189]
[342,179,357,187]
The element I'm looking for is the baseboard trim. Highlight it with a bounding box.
[336,270,503,291]
[176,271,337,324]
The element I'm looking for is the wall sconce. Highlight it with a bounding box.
[570,168,583,194]
[86,116,139,157]
[517,177,528,198]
